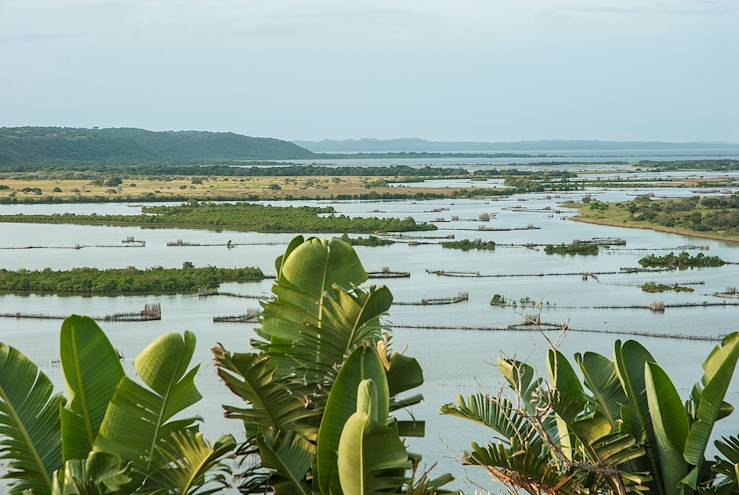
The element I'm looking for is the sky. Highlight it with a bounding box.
[1,0,738,142]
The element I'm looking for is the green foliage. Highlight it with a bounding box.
[641,282,694,293]
[639,251,725,270]
[503,175,583,193]
[0,126,314,165]
[0,162,573,178]
[339,233,395,246]
[489,294,552,307]
[441,238,496,251]
[0,342,64,494]
[626,194,739,236]
[544,242,599,256]
[0,316,236,495]
[442,334,739,495]
[0,265,264,295]
[638,159,739,172]
[489,294,507,306]
[0,201,435,233]
[214,236,454,494]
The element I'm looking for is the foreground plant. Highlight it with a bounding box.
[0,315,235,495]
[215,235,454,494]
[442,334,739,495]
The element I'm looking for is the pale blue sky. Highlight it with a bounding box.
[1,0,737,142]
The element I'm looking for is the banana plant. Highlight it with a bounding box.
[215,235,454,494]
[442,333,739,495]
[0,315,235,495]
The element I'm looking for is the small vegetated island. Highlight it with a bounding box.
[638,251,726,270]
[641,282,695,293]
[0,263,264,295]
[0,201,436,234]
[441,239,496,251]
[544,241,599,255]
[338,233,395,246]
[565,193,739,242]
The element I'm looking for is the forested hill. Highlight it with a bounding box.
[0,127,316,164]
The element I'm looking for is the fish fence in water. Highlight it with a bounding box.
[367,267,411,279]
[197,289,274,301]
[490,301,739,312]
[394,292,469,306]
[0,243,146,250]
[167,239,286,248]
[713,287,738,299]
[438,225,540,232]
[0,303,161,322]
[212,308,261,323]
[426,267,672,279]
[384,233,456,240]
[121,236,146,246]
[387,323,724,342]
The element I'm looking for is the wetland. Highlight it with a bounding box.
[1,158,737,490]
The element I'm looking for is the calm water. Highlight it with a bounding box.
[0,181,737,490]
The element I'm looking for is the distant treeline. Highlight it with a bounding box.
[0,201,437,233]
[0,163,577,179]
[0,189,509,205]
[0,264,264,295]
[637,159,739,171]
[503,176,584,193]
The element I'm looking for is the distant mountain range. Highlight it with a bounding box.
[0,127,315,165]
[294,138,739,153]
[2,128,737,166]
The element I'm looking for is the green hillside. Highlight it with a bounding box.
[0,127,315,164]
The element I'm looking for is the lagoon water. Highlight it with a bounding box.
[1,175,738,490]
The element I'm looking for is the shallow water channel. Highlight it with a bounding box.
[0,184,737,490]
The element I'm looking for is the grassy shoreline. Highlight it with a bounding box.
[563,200,739,244]
[0,176,512,203]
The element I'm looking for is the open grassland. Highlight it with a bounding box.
[564,194,739,243]
[0,176,504,202]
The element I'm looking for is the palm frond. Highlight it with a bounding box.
[142,431,236,495]
[0,343,64,495]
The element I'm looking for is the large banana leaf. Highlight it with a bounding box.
[289,285,391,398]
[644,362,689,495]
[51,451,130,495]
[337,379,410,495]
[317,345,389,495]
[213,348,317,438]
[59,315,124,462]
[386,351,424,397]
[683,332,739,487]
[142,430,236,495]
[576,352,626,427]
[0,343,64,495]
[94,332,202,476]
[614,339,664,494]
[547,350,586,461]
[259,237,367,348]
